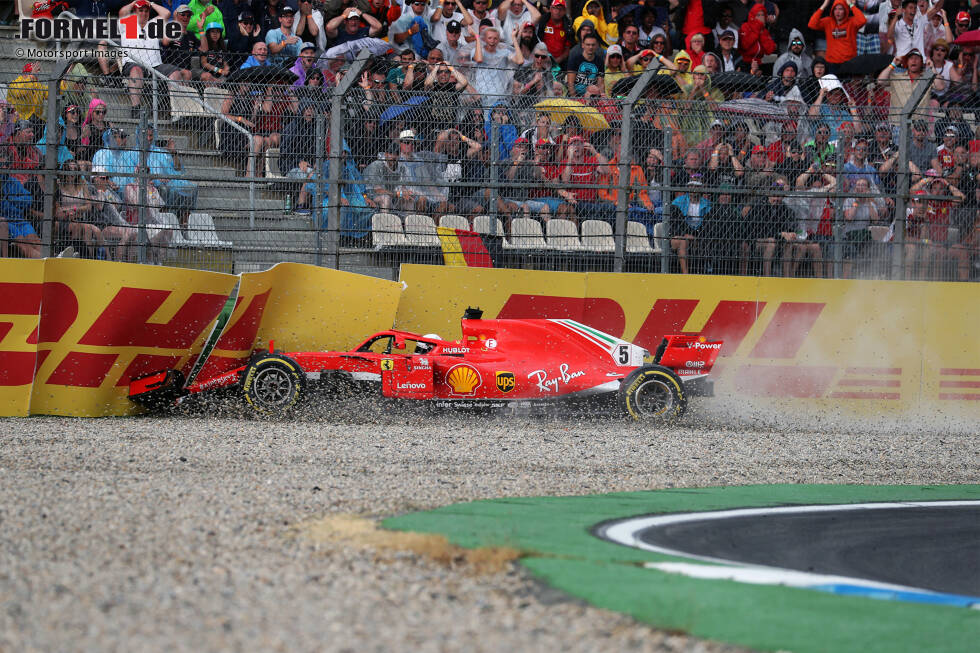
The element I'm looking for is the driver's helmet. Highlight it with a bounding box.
[415,334,442,355]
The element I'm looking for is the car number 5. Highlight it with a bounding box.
[617,345,630,365]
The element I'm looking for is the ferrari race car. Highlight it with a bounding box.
[129,308,722,421]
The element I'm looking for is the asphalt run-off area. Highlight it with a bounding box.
[599,501,980,603]
[386,485,980,653]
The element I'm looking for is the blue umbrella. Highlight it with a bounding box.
[378,95,430,124]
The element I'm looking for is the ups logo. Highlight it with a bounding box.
[495,371,515,393]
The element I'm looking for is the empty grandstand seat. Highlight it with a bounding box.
[403,214,440,247]
[580,220,615,252]
[511,217,551,250]
[869,225,890,242]
[371,212,408,249]
[627,220,655,254]
[202,87,229,148]
[545,218,583,250]
[947,227,959,244]
[186,213,232,248]
[149,212,184,246]
[168,82,203,122]
[438,214,470,232]
[472,215,511,247]
[652,221,666,253]
[264,148,284,178]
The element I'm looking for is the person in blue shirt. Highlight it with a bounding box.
[670,178,712,274]
[807,74,861,137]
[0,171,42,258]
[265,5,302,66]
[239,41,271,68]
[37,118,76,167]
[91,128,139,192]
[140,125,199,226]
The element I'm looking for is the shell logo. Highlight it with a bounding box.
[446,364,482,396]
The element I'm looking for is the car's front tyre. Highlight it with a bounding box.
[619,365,687,423]
[241,354,305,416]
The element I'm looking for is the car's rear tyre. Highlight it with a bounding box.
[241,354,305,416]
[620,365,686,422]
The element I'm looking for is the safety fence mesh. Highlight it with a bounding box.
[2,45,979,281]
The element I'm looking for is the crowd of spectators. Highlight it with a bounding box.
[2,0,980,278]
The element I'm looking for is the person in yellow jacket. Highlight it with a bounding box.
[573,0,612,46]
[7,63,47,122]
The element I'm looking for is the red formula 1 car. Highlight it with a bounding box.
[129,308,722,421]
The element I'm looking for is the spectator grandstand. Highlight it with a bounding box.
[1,0,979,280]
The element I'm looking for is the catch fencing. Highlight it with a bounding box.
[3,43,978,281]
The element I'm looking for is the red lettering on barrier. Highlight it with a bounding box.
[213,290,271,350]
[35,282,79,344]
[0,352,40,386]
[46,352,118,387]
[114,354,184,386]
[78,288,228,349]
[497,295,626,337]
[700,301,764,356]
[734,364,837,398]
[632,299,699,350]
[0,282,44,386]
[633,300,762,356]
[749,302,825,359]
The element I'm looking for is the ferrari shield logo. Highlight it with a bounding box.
[380,359,394,371]
[495,371,515,393]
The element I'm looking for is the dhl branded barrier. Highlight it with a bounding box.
[192,263,403,384]
[394,265,980,416]
[0,258,237,417]
[4,258,977,417]
[0,261,400,417]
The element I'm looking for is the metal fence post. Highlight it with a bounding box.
[138,111,149,264]
[314,114,325,267]
[614,100,632,273]
[326,50,371,270]
[891,73,935,280]
[615,63,661,273]
[490,120,500,233]
[40,67,66,258]
[832,141,846,279]
[660,126,672,274]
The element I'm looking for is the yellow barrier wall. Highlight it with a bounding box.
[194,264,403,383]
[395,265,980,416]
[0,261,401,417]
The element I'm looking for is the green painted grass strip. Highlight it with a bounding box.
[383,484,980,653]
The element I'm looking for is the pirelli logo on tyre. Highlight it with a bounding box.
[495,371,515,393]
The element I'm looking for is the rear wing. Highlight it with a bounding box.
[654,335,723,378]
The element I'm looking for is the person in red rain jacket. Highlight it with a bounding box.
[738,4,776,63]
[808,0,866,65]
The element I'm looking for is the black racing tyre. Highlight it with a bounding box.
[241,354,305,416]
[619,365,687,422]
